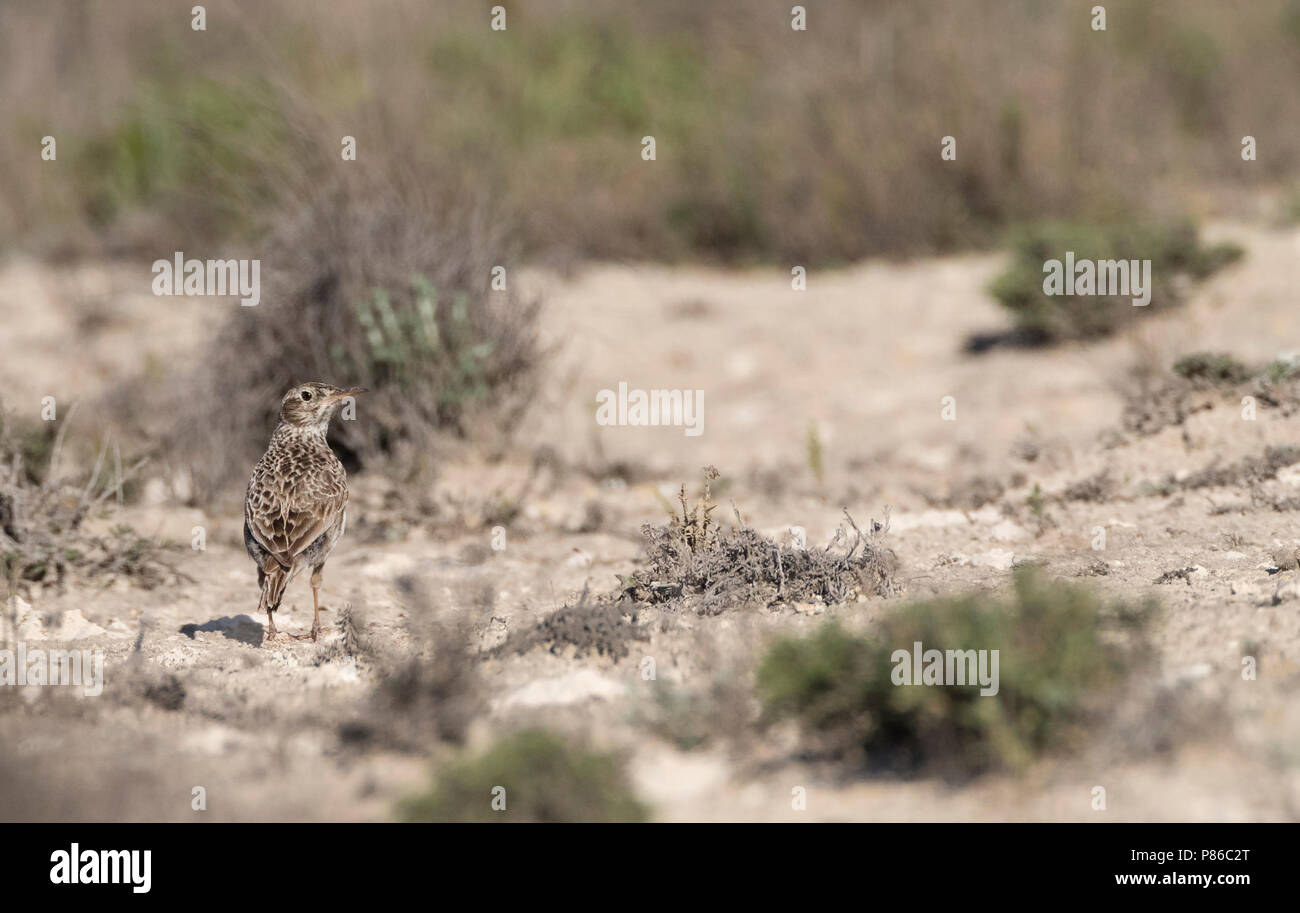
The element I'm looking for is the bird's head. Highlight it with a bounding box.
[278,382,367,432]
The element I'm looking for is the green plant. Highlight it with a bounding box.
[757,569,1153,776]
[71,77,288,246]
[399,730,648,822]
[806,423,825,484]
[353,275,497,414]
[1262,355,1300,384]
[1172,352,1254,386]
[987,221,1242,343]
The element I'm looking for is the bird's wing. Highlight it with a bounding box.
[245,466,348,568]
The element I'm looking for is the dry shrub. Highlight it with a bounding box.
[1122,353,1300,437]
[340,577,482,749]
[924,474,1005,510]
[1171,445,1300,491]
[166,170,544,499]
[624,468,899,614]
[0,407,185,593]
[1060,469,1115,503]
[490,590,649,661]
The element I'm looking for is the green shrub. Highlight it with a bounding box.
[757,569,1153,776]
[1172,352,1254,386]
[988,221,1242,343]
[71,77,289,248]
[399,730,648,823]
[1262,355,1300,384]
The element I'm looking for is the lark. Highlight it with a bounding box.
[244,382,365,642]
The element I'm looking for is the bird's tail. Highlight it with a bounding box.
[258,563,291,615]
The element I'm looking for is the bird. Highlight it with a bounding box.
[243,382,365,642]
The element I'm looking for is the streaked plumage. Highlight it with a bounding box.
[244,382,365,641]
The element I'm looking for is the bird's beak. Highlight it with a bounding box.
[327,386,368,403]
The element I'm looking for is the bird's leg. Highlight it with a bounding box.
[258,568,279,640]
[310,568,324,641]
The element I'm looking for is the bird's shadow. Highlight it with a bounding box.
[180,615,265,646]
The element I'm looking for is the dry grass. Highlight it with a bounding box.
[0,406,185,593]
[489,589,649,661]
[624,467,899,614]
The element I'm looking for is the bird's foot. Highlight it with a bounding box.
[310,622,323,642]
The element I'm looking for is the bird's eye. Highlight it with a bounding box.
[301,390,313,401]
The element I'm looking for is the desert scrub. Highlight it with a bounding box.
[167,174,543,498]
[1124,352,1300,436]
[341,577,482,749]
[987,220,1242,343]
[399,730,648,823]
[489,594,648,661]
[1172,352,1254,386]
[0,409,185,592]
[757,569,1153,777]
[623,467,898,614]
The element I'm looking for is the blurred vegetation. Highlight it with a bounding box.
[0,410,183,591]
[3,1,1300,264]
[70,77,289,246]
[163,174,542,498]
[987,221,1242,343]
[757,568,1153,777]
[1172,352,1255,386]
[399,729,648,822]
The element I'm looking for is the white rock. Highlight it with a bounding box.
[2,595,43,640]
[53,609,107,640]
[970,549,1016,570]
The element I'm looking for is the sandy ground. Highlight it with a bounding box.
[2,224,1299,821]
